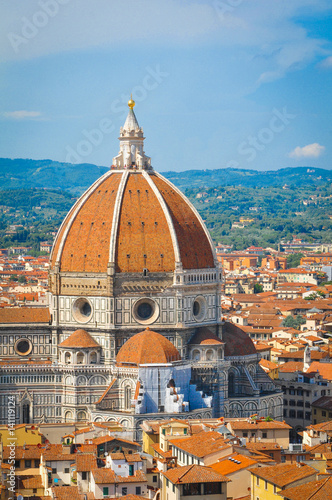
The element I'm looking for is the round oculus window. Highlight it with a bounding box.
[192,296,207,322]
[72,298,93,323]
[15,338,32,356]
[133,298,159,325]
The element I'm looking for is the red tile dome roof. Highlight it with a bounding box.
[59,329,99,349]
[50,171,215,274]
[189,327,223,345]
[222,322,257,357]
[116,328,181,366]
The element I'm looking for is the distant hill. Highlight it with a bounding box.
[164,166,332,191]
[0,158,108,195]
[0,158,331,194]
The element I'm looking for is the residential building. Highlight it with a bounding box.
[250,463,317,500]
[311,396,332,424]
[161,464,230,500]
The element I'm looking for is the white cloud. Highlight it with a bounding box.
[2,110,42,120]
[0,0,330,80]
[319,56,332,68]
[289,143,325,159]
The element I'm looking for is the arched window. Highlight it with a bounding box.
[77,352,84,364]
[77,411,87,422]
[90,351,97,364]
[65,352,71,364]
[192,349,200,361]
[64,411,72,422]
[206,349,214,361]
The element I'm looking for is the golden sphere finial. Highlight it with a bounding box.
[128,94,135,110]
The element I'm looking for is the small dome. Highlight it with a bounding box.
[189,327,223,345]
[59,329,99,349]
[116,328,181,366]
[222,322,257,357]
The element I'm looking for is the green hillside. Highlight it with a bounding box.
[0,159,332,252]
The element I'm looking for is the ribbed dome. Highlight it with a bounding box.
[222,322,257,357]
[116,328,181,365]
[189,327,223,345]
[59,329,99,348]
[50,170,215,274]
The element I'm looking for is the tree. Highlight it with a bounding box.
[254,283,264,294]
[18,275,27,284]
[282,314,306,329]
[286,253,304,268]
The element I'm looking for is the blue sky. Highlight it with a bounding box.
[1,0,332,172]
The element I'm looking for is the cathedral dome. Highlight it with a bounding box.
[116,328,181,366]
[50,105,216,276]
[222,322,257,357]
[50,171,215,274]
[189,327,223,345]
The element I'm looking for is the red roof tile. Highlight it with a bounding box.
[116,328,180,365]
[59,329,100,348]
[0,307,50,324]
[163,464,230,484]
[250,463,316,487]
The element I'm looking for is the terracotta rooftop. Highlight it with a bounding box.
[281,476,332,500]
[259,358,279,371]
[311,396,332,410]
[211,452,258,475]
[307,362,332,381]
[246,441,281,452]
[75,453,97,472]
[92,468,146,484]
[50,486,91,500]
[0,306,50,324]
[90,435,139,447]
[250,463,316,488]
[279,350,328,360]
[163,464,230,484]
[116,328,181,365]
[169,431,231,458]
[278,361,304,373]
[110,452,142,462]
[59,329,100,348]
[306,421,332,433]
[18,475,43,489]
[228,419,291,431]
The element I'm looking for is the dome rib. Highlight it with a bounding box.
[50,169,114,268]
[108,170,129,265]
[155,172,217,266]
[153,173,216,269]
[142,170,181,265]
